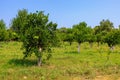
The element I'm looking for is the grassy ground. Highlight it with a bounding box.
[0,42,120,80]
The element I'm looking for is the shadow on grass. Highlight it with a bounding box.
[8,58,37,67]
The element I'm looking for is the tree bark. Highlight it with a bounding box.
[110,46,114,52]
[78,43,80,53]
[89,42,93,48]
[97,42,100,48]
[70,42,72,46]
[38,47,42,66]
[38,57,42,66]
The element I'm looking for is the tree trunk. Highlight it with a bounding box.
[89,42,93,48]
[38,57,42,66]
[70,42,72,46]
[97,42,100,48]
[38,47,42,66]
[110,46,114,52]
[78,43,80,53]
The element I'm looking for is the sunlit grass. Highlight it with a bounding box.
[0,41,120,80]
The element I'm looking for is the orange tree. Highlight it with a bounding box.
[11,10,57,66]
[73,22,89,53]
[105,29,120,51]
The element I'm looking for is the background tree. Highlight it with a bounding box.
[100,19,113,31]
[94,19,114,47]
[7,29,19,41]
[56,27,67,43]
[0,19,9,41]
[10,9,28,40]
[64,28,74,45]
[86,27,96,48]
[119,25,120,29]
[0,19,6,30]
[94,26,103,47]
[105,29,120,51]
[73,22,88,53]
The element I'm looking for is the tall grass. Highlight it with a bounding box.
[0,42,120,80]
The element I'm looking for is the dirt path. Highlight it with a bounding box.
[72,75,120,80]
[94,75,120,80]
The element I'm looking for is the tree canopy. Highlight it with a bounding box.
[0,19,9,41]
[0,19,6,30]
[94,19,114,46]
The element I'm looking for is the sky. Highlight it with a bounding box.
[0,0,120,28]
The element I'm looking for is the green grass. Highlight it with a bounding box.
[0,42,120,80]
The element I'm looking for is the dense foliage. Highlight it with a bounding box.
[11,10,57,66]
[0,19,9,41]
